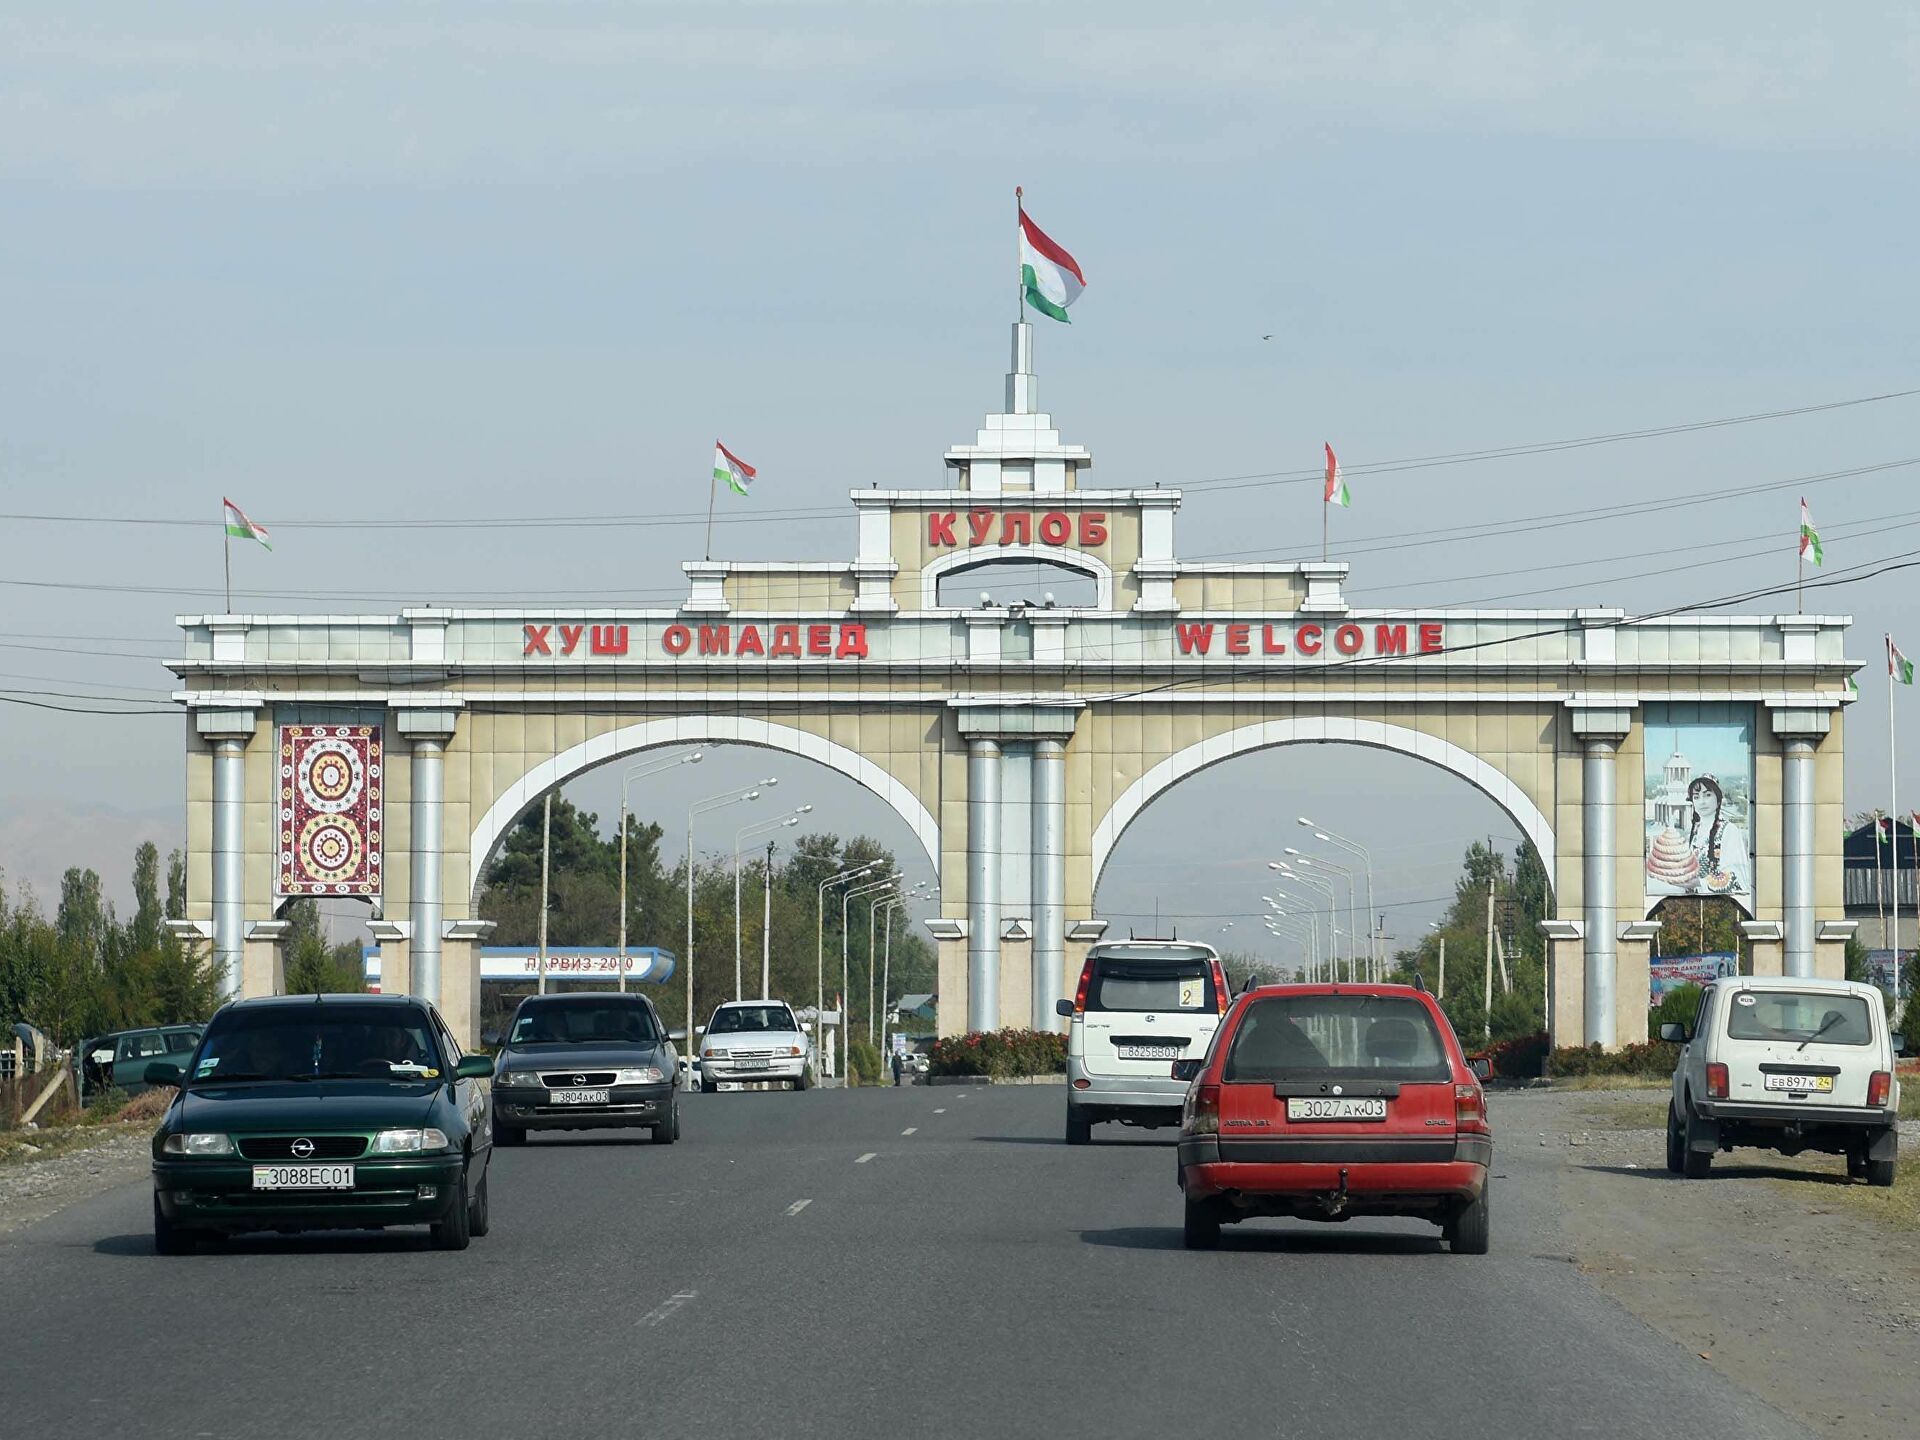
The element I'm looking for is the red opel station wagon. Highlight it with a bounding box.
[1174,983,1492,1253]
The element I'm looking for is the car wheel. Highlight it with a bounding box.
[1447,1182,1491,1255]
[494,1120,525,1147]
[653,1105,680,1145]
[431,1164,473,1251]
[467,1169,491,1238]
[1065,1111,1092,1146]
[1182,1196,1221,1250]
[153,1194,195,1256]
[1847,1149,1868,1180]
[1664,1103,1685,1174]
[795,1067,810,1092]
[1682,1106,1713,1178]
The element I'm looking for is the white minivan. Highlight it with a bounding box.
[1663,975,1903,1185]
[1055,940,1229,1145]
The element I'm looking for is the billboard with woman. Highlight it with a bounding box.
[1643,702,1755,914]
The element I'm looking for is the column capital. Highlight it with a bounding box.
[245,919,293,941]
[1537,918,1585,941]
[924,917,968,941]
[1739,918,1784,942]
[367,920,413,944]
[392,700,462,740]
[190,694,266,740]
[1816,919,1859,942]
[165,918,215,942]
[950,698,1082,741]
[1567,698,1634,741]
[1617,920,1661,942]
[443,918,496,942]
[1765,701,1835,740]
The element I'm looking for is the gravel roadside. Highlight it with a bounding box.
[0,1127,152,1237]
[1502,1085,1920,1440]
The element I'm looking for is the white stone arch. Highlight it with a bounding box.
[922,544,1114,611]
[466,715,942,906]
[1091,716,1556,894]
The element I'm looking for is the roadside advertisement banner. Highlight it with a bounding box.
[1862,950,1915,1002]
[1643,703,1755,916]
[1649,952,1738,1004]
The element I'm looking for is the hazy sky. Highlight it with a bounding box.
[3,3,1918,963]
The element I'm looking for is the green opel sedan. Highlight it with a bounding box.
[148,994,495,1254]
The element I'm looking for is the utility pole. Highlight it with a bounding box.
[1437,933,1447,999]
[537,793,552,996]
[1494,928,1512,994]
[1483,870,1495,1039]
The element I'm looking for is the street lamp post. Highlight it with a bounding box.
[1270,863,1342,979]
[1289,848,1360,982]
[735,806,812,999]
[618,751,703,994]
[876,882,930,1055]
[1429,921,1446,997]
[1300,819,1378,980]
[840,875,898,1067]
[1264,898,1318,980]
[817,861,878,1073]
[686,782,770,1035]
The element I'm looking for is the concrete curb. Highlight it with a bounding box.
[925,1073,1067,1086]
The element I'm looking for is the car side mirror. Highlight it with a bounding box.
[1170,1058,1203,1082]
[1658,1022,1688,1044]
[1467,1057,1492,1081]
[694,1025,706,1036]
[1892,1032,1908,1057]
[455,1056,495,1079]
[1054,999,1075,1018]
[668,1028,688,1042]
[143,1061,182,1087]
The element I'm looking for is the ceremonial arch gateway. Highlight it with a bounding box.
[171,324,1857,1047]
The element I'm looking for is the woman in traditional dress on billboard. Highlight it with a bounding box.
[1684,775,1750,899]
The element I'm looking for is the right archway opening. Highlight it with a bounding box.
[1090,740,1555,1052]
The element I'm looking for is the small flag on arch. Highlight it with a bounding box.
[1892,635,1915,686]
[222,498,271,550]
[714,441,757,498]
[1798,498,1822,566]
[1324,443,1350,508]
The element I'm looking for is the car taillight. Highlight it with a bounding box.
[1454,1083,1489,1135]
[1210,958,1230,1014]
[1868,1070,1892,1108]
[1183,1082,1220,1136]
[1070,958,1094,1015]
[1705,1062,1729,1099]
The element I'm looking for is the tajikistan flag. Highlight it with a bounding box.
[1892,634,1914,685]
[714,441,757,498]
[1324,443,1350,507]
[1799,498,1823,566]
[223,497,271,550]
[1019,204,1085,323]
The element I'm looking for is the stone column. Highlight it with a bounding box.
[439,918,496,1047]
[1572,705,1634,1048]
[366,919,413,997]
[396,707,459,1009]
[966,738,1002,1032]
[1032,737,1067,1033]
[194,704,261,1001]
[1768,706,1832,978]
[242,919,292,997]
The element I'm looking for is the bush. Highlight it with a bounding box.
[846,1038,883,1087]
[928,1028,1068,1079]
[1548,1040,1680,1078]
[1648,983,1704,1041]
[1488,1030,1549,1079]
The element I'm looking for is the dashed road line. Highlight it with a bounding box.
[855,1151,877,1164]
[638,1290,698,1328]
[902,1127,918,1135]
[785,1199,812,1217]
[934,1108,947,1114]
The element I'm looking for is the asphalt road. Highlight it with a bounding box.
[4,1086,1812,1440]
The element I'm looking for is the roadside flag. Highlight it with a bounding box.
[222,498,271,550]
[1798,498,1823,566]
[1018,197,1086,323]
[1880,813,1893,846]
[1324,443,1350,507]
[1892,636,1915,686]
[713,441,756,498]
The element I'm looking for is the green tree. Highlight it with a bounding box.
[282,900,367,995]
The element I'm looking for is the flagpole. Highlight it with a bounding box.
[704,471,717,562]
[223,514,232,616]
[1891,633,1901,1001]
[1015,185,1025,324]
[1322,491,1328,565]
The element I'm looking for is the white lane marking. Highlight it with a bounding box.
[785,1199,812,1217]
[855,1151,877,1164]
[933,1108,947,1114]
[902,1127,918,1135]
[638,1290,698,1328]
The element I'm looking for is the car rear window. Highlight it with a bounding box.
[1223,995,1452,1082]
[1087,958,1215,1014]
[1725,991,1873,1047]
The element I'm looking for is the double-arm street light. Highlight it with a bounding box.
[1299,817,1377,978]
[1287,848,1363,981]
[1263,916,1312,982]
[843,871,900,1075]
[735,806,813,999]
[615,750,703,994]
[817,860,880,1057]
[1269,862,1345,979]
[686,780,772,1031]
[877,881,933,1051]
[1263,899,1319,980]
